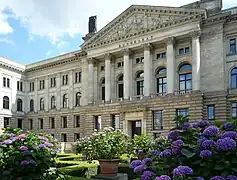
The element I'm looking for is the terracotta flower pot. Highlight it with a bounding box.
[99,159,120,177]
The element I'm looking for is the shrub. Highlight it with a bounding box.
[133,134,155,154]
[0,127,58,180]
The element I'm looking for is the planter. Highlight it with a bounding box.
[99,159,120,177]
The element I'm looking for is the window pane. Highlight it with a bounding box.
[207,105,215,120]
[187,80,192,90]
[159,78,163,84]
[185,47,190,54]
[232,103,237,108]
[180,81,185,90]
[231,75,237,88]
[179,64,192,72]
[163,84,167,93]
[159,85,163,93]
[186,73,192,80]
[153,111,163,130]
[179,48,184,54]
[179,75,186,81]
[163,77,167,83]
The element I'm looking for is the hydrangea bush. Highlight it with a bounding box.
[130,117,237,180]
[0,128,58,180]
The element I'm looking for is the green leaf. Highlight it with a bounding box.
[181,148,196,158]
[214,165,225,170]
[232,158,237,164]
[232,168,237,172]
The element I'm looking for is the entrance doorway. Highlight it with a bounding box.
[131,120,142,138]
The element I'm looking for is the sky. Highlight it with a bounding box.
[0,0,236,65]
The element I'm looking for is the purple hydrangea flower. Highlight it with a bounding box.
[181,122,191,130]
[133,163,147,173]
[141,170,154,180]
[160,149,172,158]
[196,177,204,180]
[226,175,237,180]
[197,120,211,128]
[44,142,53,147]
[201,139,216,149]
[191,123,198,129]
[29,160,37,166]
[171,140,183,155]
[155,175,171,180]
[38,136,48,142]
[23,151,32,156]
[210,176,225,180]
[198,136,207,145]
[3,139,13,145]
[200,150,212,157]
[130,160,142,169]
[203,126,219,137]
[173,166,193,177]
[151,149,158,155]
[19,146,28,151]
[143,158,152,166]
[20,160,30,166]
[216,137,236,152]
[39,144,46,149]
[168,131,180,141]
[222,122,235,130]
[221,131,237,139]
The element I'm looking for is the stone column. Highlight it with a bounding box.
[166,37,176,94]
[56,73,61,110]
[105,54,111,102]
[144,43,152,96]
[45,76,49,111]
[191,31,201,91]
[34,78,38,112]
[68,70,74,108]
[123,49,131,99]
[88,58,94,104]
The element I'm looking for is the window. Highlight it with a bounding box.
[207,105,215,120]
[152,110,163,130]
[3,96,9,109]
[94,116,101,130]
[61,134,67,142]
[75,92,81,106]
[17,98,23,111]
[136,57,144,64]
[50,117,55,129]
[4,117,10,128]
[185,47,190,54]
[30,99,34,112]
[39,118,43,129]
[39,80,45,90]
[7,78,10,88]
[40,98,44,110]
[74,115,80,128]
[3,77,6,87]
[179,64,192,92]
[29,119,33,130]
[75,72,81,83]
[231,68,237,88]
[156,68,167,94]
[230,39,236,55]
[179,48,185,55]
[117,75,123,98]
[50,77,56,87]
[63,94,68,108]
[101,78,105,101]
[17,81,23,91]
[30,82,34,91]
[117,62,124,67]
[176,108,189,117]
[62,116,67,128]
[111,115,120,130]
[62,75,68,85]
[51,96,56,109]
[74,133,80,142]
[18,119,23,129]
[136,71,144,96]
[232,102,237,119]
[101,66,105,71]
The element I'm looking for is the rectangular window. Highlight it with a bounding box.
[62,116,67,128]
[3,77,6,87]
[29,119,33,130]
[39,118,43,129]
[30,82,35,91]
[4,117,10,128]
[136,58,140,64]
[179,48,185,55]
[17,119,23,129]
[232,102,237,119]
[17,81,20,91]
[152,110,163,130]
[140,57,144,63]
[94,116,101,130]
[111,115,120,130]
[61,134,67,142]
[74,133,80,142]
[75,72,81,83]
[101,66,105,71]
[207,105,215,120]
[20,82,23,91]
[39,80,45,90]
[156,53,161,59]
[50,117,55,129]
[7,78,10,88]
[185,47,190,54]
[74,115,80,128]
[230,39,236,55]
[62,75,68,85]
[176,108,189,117]
[161,52,166,58]
[102,86,105,101]
[50,77,56,87]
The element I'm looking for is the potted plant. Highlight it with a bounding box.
[87,127,131,176]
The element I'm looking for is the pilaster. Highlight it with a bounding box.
[123,49,132,99]
[56,73,61,110]
[105,53,112,102]
[34,78,38,113]
[87,58,95,104]
[68,70,74,109]
[45,76,49,111]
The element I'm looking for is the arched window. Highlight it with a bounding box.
[30,99,34,112]
[51,96,56,109]
[156,68,167,94]
[3,96,9,109]
[17,98,23,111]
[179,64,192,92]
[40,98,44,110]
[63,94,68,108]
[136,71,144,96]
[75,92,81,106]
[231,67,237,88]
[117,74,124,98]
[100,78,105,101]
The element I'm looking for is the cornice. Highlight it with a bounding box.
[0,63,25,73]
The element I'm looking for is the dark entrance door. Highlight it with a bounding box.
[132,120,142,138]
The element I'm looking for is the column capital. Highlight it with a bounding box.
[143,43,152,51]
[190,30,201,39]
[104,53,112,60]
[165,37,175,46]
[87,57,96,65]
[123,48,131,56]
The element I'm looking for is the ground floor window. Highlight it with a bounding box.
[4,117,10,128]
[207,105,215,120]
[152,110,163,130]
[232,102,237,119]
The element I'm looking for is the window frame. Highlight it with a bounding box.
[152,110,163,130]
[3,96,9,109]
[207,105,215,120]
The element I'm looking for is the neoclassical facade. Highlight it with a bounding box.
[1,0,237,142]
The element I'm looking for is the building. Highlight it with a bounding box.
[1,0,237,142]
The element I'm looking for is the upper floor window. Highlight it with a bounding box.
[117,74,123,98]
[117,62,124,67]
[101,66,105,71]
[156,68,167,94]
[30,99,34,112]
[3,77,10,88]
[179,64,192,92]
[3,96,9,109]
[39,80,45,90]
[17,98,23,111]
[63,94,68,108]
[231,67,237,88]
[17,81,23,91]
[75,92,81,106]
[230,39,236,55]
[100,78,105,101]
[40,98,44,110]
[30,82,34,92]
[136,57,144,64]
[50,77,56,88]
[62,75,68,85]
[179,47,190,55]
[136,71,144,96]
[156,52,166,59]
[152,110,163,130]
[75,72,81,83]
[51,96,56,109]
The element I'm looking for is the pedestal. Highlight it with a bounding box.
[93,173,128,180]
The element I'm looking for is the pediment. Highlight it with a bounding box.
[81,5,206,50]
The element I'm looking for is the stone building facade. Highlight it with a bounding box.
[1,0,237,142]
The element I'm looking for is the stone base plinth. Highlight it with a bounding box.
[92,173,128,180]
